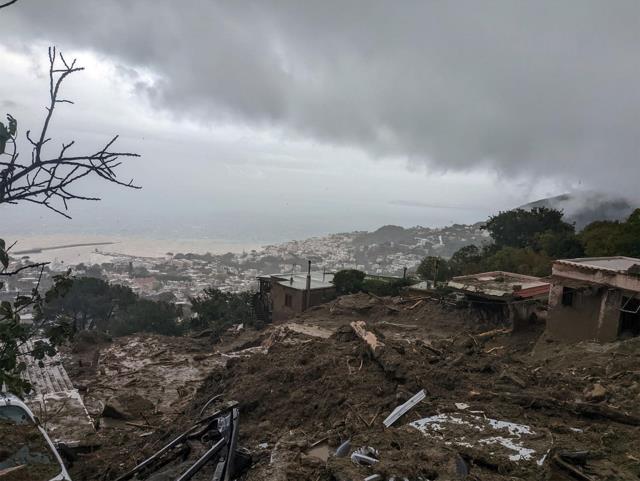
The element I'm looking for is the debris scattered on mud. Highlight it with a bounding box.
[58,293,640,480]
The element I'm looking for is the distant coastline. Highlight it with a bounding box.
[13,242,116,255]
[7,235,263,265]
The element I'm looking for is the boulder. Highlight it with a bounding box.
[102,393,155,420]
[584,383,607,403]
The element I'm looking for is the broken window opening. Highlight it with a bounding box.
[284,294,292,308]
[620,295,640,314]
[561,287,575,307]
[619,295,640,338]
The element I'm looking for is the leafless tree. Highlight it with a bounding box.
[0,47,140,218]
[0,47,141,393]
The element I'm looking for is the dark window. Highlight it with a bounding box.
[561,287,575,307]
[619,296,640,337]
[284,293,292,308]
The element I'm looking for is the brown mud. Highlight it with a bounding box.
[63,293,640,480]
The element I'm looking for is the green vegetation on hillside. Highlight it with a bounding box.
[42,277,183,337]
[189,288,257,336]
[421,207,640,282]
[332,269,414,296]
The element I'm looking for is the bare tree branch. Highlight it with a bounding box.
[0,0,19,9]
[0,262,49,277]
[0,47,141,217]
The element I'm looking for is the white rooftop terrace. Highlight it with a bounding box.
[258,271,335,290]
[556,257,640,273]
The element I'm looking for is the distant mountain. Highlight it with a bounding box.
[519,192,634,230]
[353,225,414,245]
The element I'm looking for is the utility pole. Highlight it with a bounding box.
[433,257,439,288]
[305,260,312,310]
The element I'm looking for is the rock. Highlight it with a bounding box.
[584,383,607,402]
[499,370,527,389]
[103,393,155,420]
[258,420,272,431]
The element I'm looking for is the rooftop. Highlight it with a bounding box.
[556,256,640,274]
[258,272,335,290]
[448,271,550,299]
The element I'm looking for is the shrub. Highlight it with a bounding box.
[332,269,366,294]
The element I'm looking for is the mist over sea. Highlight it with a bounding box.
[2,198,487,265]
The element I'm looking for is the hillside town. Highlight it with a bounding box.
[2,223,488,306]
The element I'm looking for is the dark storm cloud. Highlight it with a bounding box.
[3,1,640,194]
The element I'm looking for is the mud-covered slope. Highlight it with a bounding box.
[66,294,640,480]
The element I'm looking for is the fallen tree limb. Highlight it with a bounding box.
[485,346,505,354]
[493,392,640,426]
[552,453,596,481]
[366,292,402,312]
[378,321,418,329]
[475,327,511,340]
[406,299,424,310]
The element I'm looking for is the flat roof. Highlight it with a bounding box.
[448,271,550,299]
[556,256,640,273]
[258,272,335,291]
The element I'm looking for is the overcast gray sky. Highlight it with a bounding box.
[1,1,638,242]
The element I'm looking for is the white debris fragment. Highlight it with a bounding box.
[537,451,550,466]
[455,402,470,410]
[487,419,533,436]
[411,413,470,431]
[410,412,546,466]
[383,389,426,427]
[479,436,536,461]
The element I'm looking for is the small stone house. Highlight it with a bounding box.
[447,271,551,329]
[255,268,336,322]
[546,257,640,342]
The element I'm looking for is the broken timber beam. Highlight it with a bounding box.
[351,321,384,353]
[350,321,412,385]
[406,299,424,310]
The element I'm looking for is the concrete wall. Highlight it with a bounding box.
[271,283,305,322]
[308,287,336,308]
[546,282,623,342]
[510,301,545,331]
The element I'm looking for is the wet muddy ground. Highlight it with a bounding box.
[62,293,640,480]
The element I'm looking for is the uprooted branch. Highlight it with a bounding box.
[0,0,19,9]
[490,392,640,426]
[0,46,140,217]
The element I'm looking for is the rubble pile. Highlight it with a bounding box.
[63,294,640,480]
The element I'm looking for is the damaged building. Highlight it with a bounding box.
[447,271,550,329]
[255,262,336,322]
[546,256,640,342]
